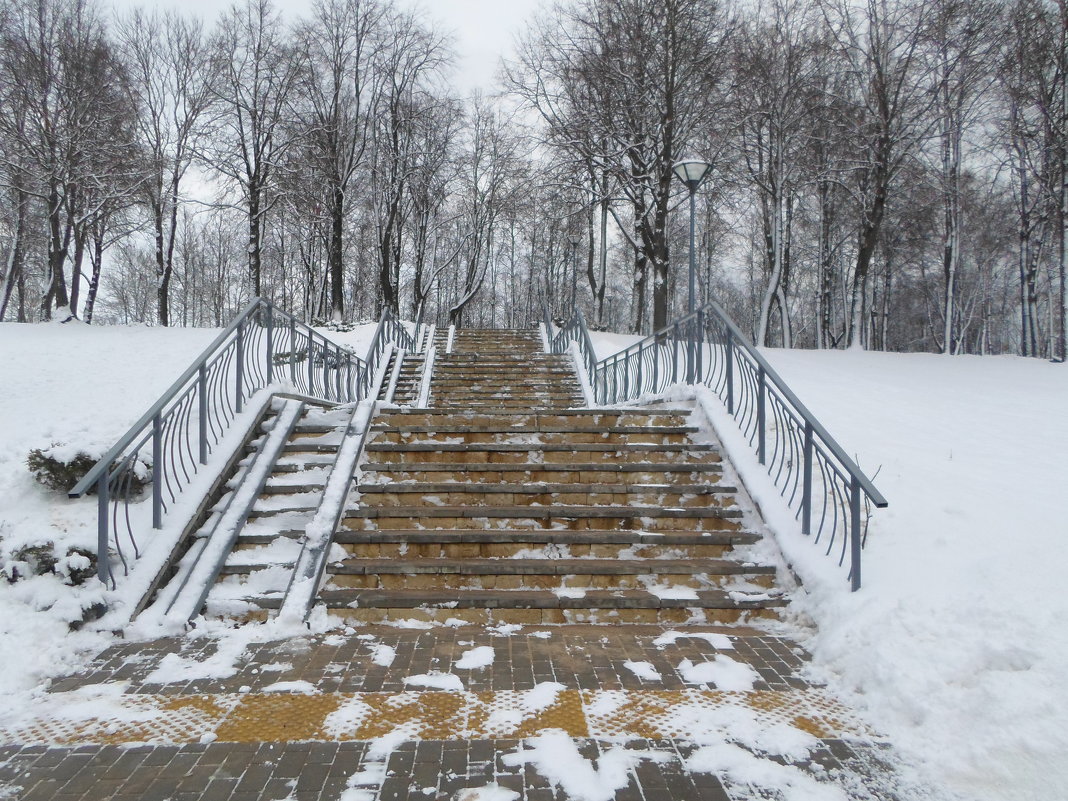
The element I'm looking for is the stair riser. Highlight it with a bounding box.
[377,414,691,427]
[365,470,722,484]
[370,432,694,446]
[337,541,736,559]
[364,451,722,465]
[327,606,776,626]
[325,573,776,591]
[356,492,736,508]
[342,517,742,532]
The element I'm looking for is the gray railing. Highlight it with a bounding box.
[69,299,415,587]
[547,304,887,590]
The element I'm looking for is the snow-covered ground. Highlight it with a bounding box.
[588,330,1066,801]
[0,318,382,709]
[751,348,1068,801]
[2,318,1064,801]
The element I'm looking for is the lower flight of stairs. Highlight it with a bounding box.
[316,328,786,626]
[198,403,355,619]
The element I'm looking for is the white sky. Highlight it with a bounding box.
[107,0,548,94]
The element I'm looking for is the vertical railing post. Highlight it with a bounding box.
[801,422,813,536]
[322,336,330,401]
[335,344,342,399]
[757,365,766,465]
[307,333,315,396]
[152,412,163,529]
[671,334,678,384]
[725,327,734,415]
[198,364,208,465]
[289,318,297,385]
[850,475,862,591]
[96,473,110,584]
[235,320,245,414]
[652,342,658,394]
[696,310,704,383]
[265,303,274,385]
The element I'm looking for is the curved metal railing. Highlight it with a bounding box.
[69,299,415,587]
[548,304,887,590]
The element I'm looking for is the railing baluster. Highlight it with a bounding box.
[289,318,297,384]
[266,303,274,384]
[757,365,766,465]
[850,475,862,591]
[152,412,162,529]
[726,328,734,415]
[235,320,245,414]
[801,421,813,536]
[198,364,208,465]
[97,474,110,584]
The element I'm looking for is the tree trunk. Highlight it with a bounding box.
[329,184,345,321]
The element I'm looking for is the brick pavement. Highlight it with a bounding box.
[0,625,931,800]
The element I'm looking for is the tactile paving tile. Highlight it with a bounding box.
[0,688,876,746]
[580,689,876,740]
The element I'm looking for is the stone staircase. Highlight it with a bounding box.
[317,328,785,625]
[197,402,353,618]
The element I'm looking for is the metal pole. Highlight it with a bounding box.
[152,412,163,529]
[757,366,766,465]
[688,189,696,315]
[850,475,862,591]
[289,318,297,384]
[198,364,208,465]
[97,474,110,584]
[266,303,274,385]
[235,320,245,414]
[725,328,734,415]
[801,422,813,535]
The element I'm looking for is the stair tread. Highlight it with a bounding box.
[361,462,723,472]
[357,482,735,493]
[333,529,758,544]
[318,587,786,609]
[364,442,718,452]
[326,557,773,575]
[344,505,743,518]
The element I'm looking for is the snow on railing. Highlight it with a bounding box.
[547,304,888,591]
[69,299,415,588]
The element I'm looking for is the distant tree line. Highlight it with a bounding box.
[1,0,1067,359]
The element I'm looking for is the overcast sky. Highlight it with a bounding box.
[108,0,547,94]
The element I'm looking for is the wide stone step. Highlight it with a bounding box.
[345,504,742,520]
[364,442,718,453]
[361,461,723,475]
[333,529,758,547]
[318,587,786,618]
[357,481,733,494]
[324,557,775,590]
[370,431,694,446]
[356,485,737,509]
[370,425,698,435]
[326,557,770,576]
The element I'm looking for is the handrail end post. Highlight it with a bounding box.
[96,473,110,585]
[152,413,163,530]
[850,474,862,591]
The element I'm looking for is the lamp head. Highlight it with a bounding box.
[672,158,713,192]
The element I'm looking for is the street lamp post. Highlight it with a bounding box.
[672,158,713,315]
[569,235,579,316]
[672,158,712,383]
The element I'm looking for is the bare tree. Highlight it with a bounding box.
[294,0,383,321]
[118,9,214,326]
[211,0,300,300]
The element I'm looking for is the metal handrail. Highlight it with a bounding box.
[547,303,887,590]
[69,299,412,587]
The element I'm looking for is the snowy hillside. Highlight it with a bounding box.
[580,336,1068,801]
[0,320,381,705]
[748,348,1068,801]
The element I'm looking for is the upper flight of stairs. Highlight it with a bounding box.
[143,326,786,628]
[317,328,785,626]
